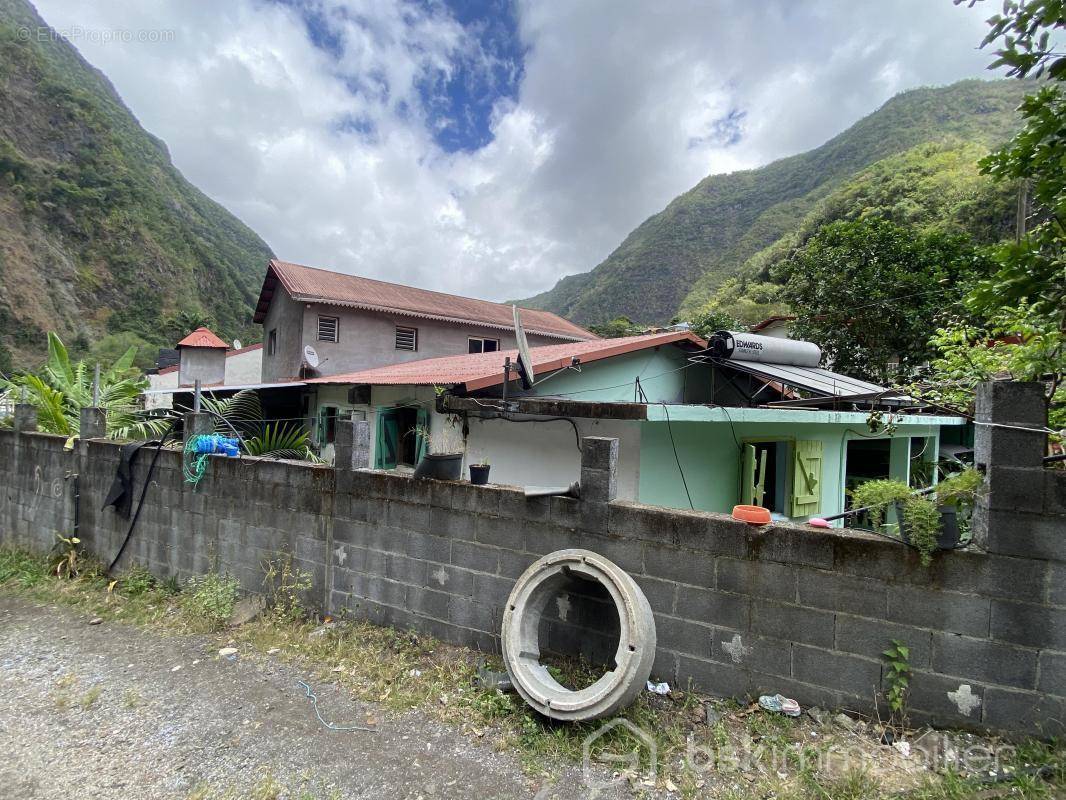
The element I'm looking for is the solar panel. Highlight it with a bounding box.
[717,359,888,398]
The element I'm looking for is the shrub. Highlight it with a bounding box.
[180,572,240,630]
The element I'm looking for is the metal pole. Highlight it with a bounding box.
[193,379,202,413]
[502,357,510,402]
[92,363,101,406]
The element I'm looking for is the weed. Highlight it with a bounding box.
[0,547,48,587]
[121,565,157,597]
[80,685,102,710]
[49,533,82,579]
[883,639,912,730]
[122,688,140,708]
[179,572,240,630]
[261,554,312,624]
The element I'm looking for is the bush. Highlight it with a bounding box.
[179,572,240,630]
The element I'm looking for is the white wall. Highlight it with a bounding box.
[224,347,263,385]
[145,370,178,410]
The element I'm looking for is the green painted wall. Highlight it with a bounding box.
[638,417,944,521]
[515,346,710,403]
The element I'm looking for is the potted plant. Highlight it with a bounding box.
[850,468,984,566]
[469,453,491,486]
[410,422,465,481]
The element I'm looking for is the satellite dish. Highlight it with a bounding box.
[303,345,320,369]
[232,339,242,350]
[511,305,535,390]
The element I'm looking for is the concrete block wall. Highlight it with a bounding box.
[1,383,1063,739]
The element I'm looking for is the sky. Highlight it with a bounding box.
[32,0,1002,303]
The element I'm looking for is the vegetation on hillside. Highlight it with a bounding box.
[520,79,1029,326]
[0,0,273,371]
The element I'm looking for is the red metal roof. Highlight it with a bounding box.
[306,331,707,392]
[176,327,228,349]
[253,259,595,341]
[749,315,796,333]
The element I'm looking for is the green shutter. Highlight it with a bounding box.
[375,410,399,470]
[415,408,429,462]
[741,444,756,506]
[791,440,823,517]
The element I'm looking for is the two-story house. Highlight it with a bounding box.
[253,259,595,383]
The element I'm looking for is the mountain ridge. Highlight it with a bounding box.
[519,78,1030,325]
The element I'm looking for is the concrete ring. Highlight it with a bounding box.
[501,548,656,721]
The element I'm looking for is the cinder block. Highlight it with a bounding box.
[362,548,388,577]
[333,519,370,546]
[975,381,1047,425]
[498,550,537,579]
[653,614,713,658]
[386,554,429,586]
[792,645,881,698]
[751,599,832,648]
[906,671,988,724]
[1046,470,1066,515]
[428,506,475,539]
[982,687,1066,736]
[362,523,407,554]
[608,501,750,557]
[451,483,495,515]
[717,558,797,603]
[975,423,1045,469]
[1038,651,1066,697]
[408,586,452,621]
[1051,563,1066,607]
[933,552,1047,603]
[990,599,1066,650]
[932,633,1037,689]
[686,587,750,631]
[677,654,750,699]
[580,437,618,472]
[709,628,791,678]
[983,466,1048,512]
[835,615,934,670]
[451,540,500,574]
[579,466,617,504]
[981,510,1066,560]
[498,490,550,522]
[449,597,496,632]
[424,563,475,597]
[644,545,714,588]
[632,574,677,616]
[386,500,431,533]
[295,535,326,565]
[833,535,927,582]
[797,569,888,618]
[405,531,452,563]
[473,572,516,607]
[753,526,834,569]
[366,576,407,608]
[651,649,678,685]
[887,586,990,637]
[474,514,524,551]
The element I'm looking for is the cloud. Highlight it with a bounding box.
[33,0,999,304]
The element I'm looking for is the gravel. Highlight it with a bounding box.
[0,595,633,799]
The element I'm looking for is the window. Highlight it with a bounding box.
[318,315,339,343]
[375,406,427,469]
[395,326,418,351]
[267,329,277,356]
[740,438,822,518]
[468,337,500,354]
[317,406,339,445]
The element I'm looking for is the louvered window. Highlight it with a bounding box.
[318,316,339,343]
[395,326,418,351]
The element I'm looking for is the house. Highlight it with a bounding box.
[305,329,965,521]
[749,315,796,339]
[145,332,265,410]
[252,259,595,383]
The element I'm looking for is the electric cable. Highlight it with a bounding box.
[659,403,694,510]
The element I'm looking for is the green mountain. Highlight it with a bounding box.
[0,0,273,371]
[519,79,1030,326]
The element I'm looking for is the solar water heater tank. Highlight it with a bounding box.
[710,330,822,368]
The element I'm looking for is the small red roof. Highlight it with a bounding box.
[253,259,596,341]
[306,331,707,392]
[176,327,228,349]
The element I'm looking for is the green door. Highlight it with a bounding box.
[791,440,823,517]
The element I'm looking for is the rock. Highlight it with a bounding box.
[88,617,103,625]
[217,647,238,658]
[704,701,721,726]
[833,712,859,732]
[805,706,828,725]
[227,596,265,627]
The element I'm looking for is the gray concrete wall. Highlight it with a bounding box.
[178,347,226,387]
[263,286,576,382]
[1,382,1063,738]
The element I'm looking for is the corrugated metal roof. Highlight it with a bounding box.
[253,259,596,341]
[176,327,228,349]
[306,331,708,391]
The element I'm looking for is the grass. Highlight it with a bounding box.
[2,545,1063,799]
[80,685,103,710]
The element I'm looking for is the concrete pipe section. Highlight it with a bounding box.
[501,549,656,721]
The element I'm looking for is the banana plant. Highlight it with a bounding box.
[0,332,168,440]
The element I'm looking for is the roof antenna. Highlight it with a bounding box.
[504,306,582,401]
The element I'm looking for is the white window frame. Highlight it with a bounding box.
[318,315,339,343]
[468,336,501,354]
[395,325,418,351]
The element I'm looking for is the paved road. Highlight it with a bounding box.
[0,595,628,799]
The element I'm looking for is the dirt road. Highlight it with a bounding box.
[0,595,625,799]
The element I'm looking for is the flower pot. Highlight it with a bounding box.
[895,503,964,551]
[413,453,463,481]
[469,463,491,486]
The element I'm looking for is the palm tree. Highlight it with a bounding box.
[184,389,319,461]
[0,332,167,440]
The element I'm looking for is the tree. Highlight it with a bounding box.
[961,0,1066,329]
[0,333,166,439]
[587,316,645,339]
[776,219,993,382]
[89,332,157,373]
